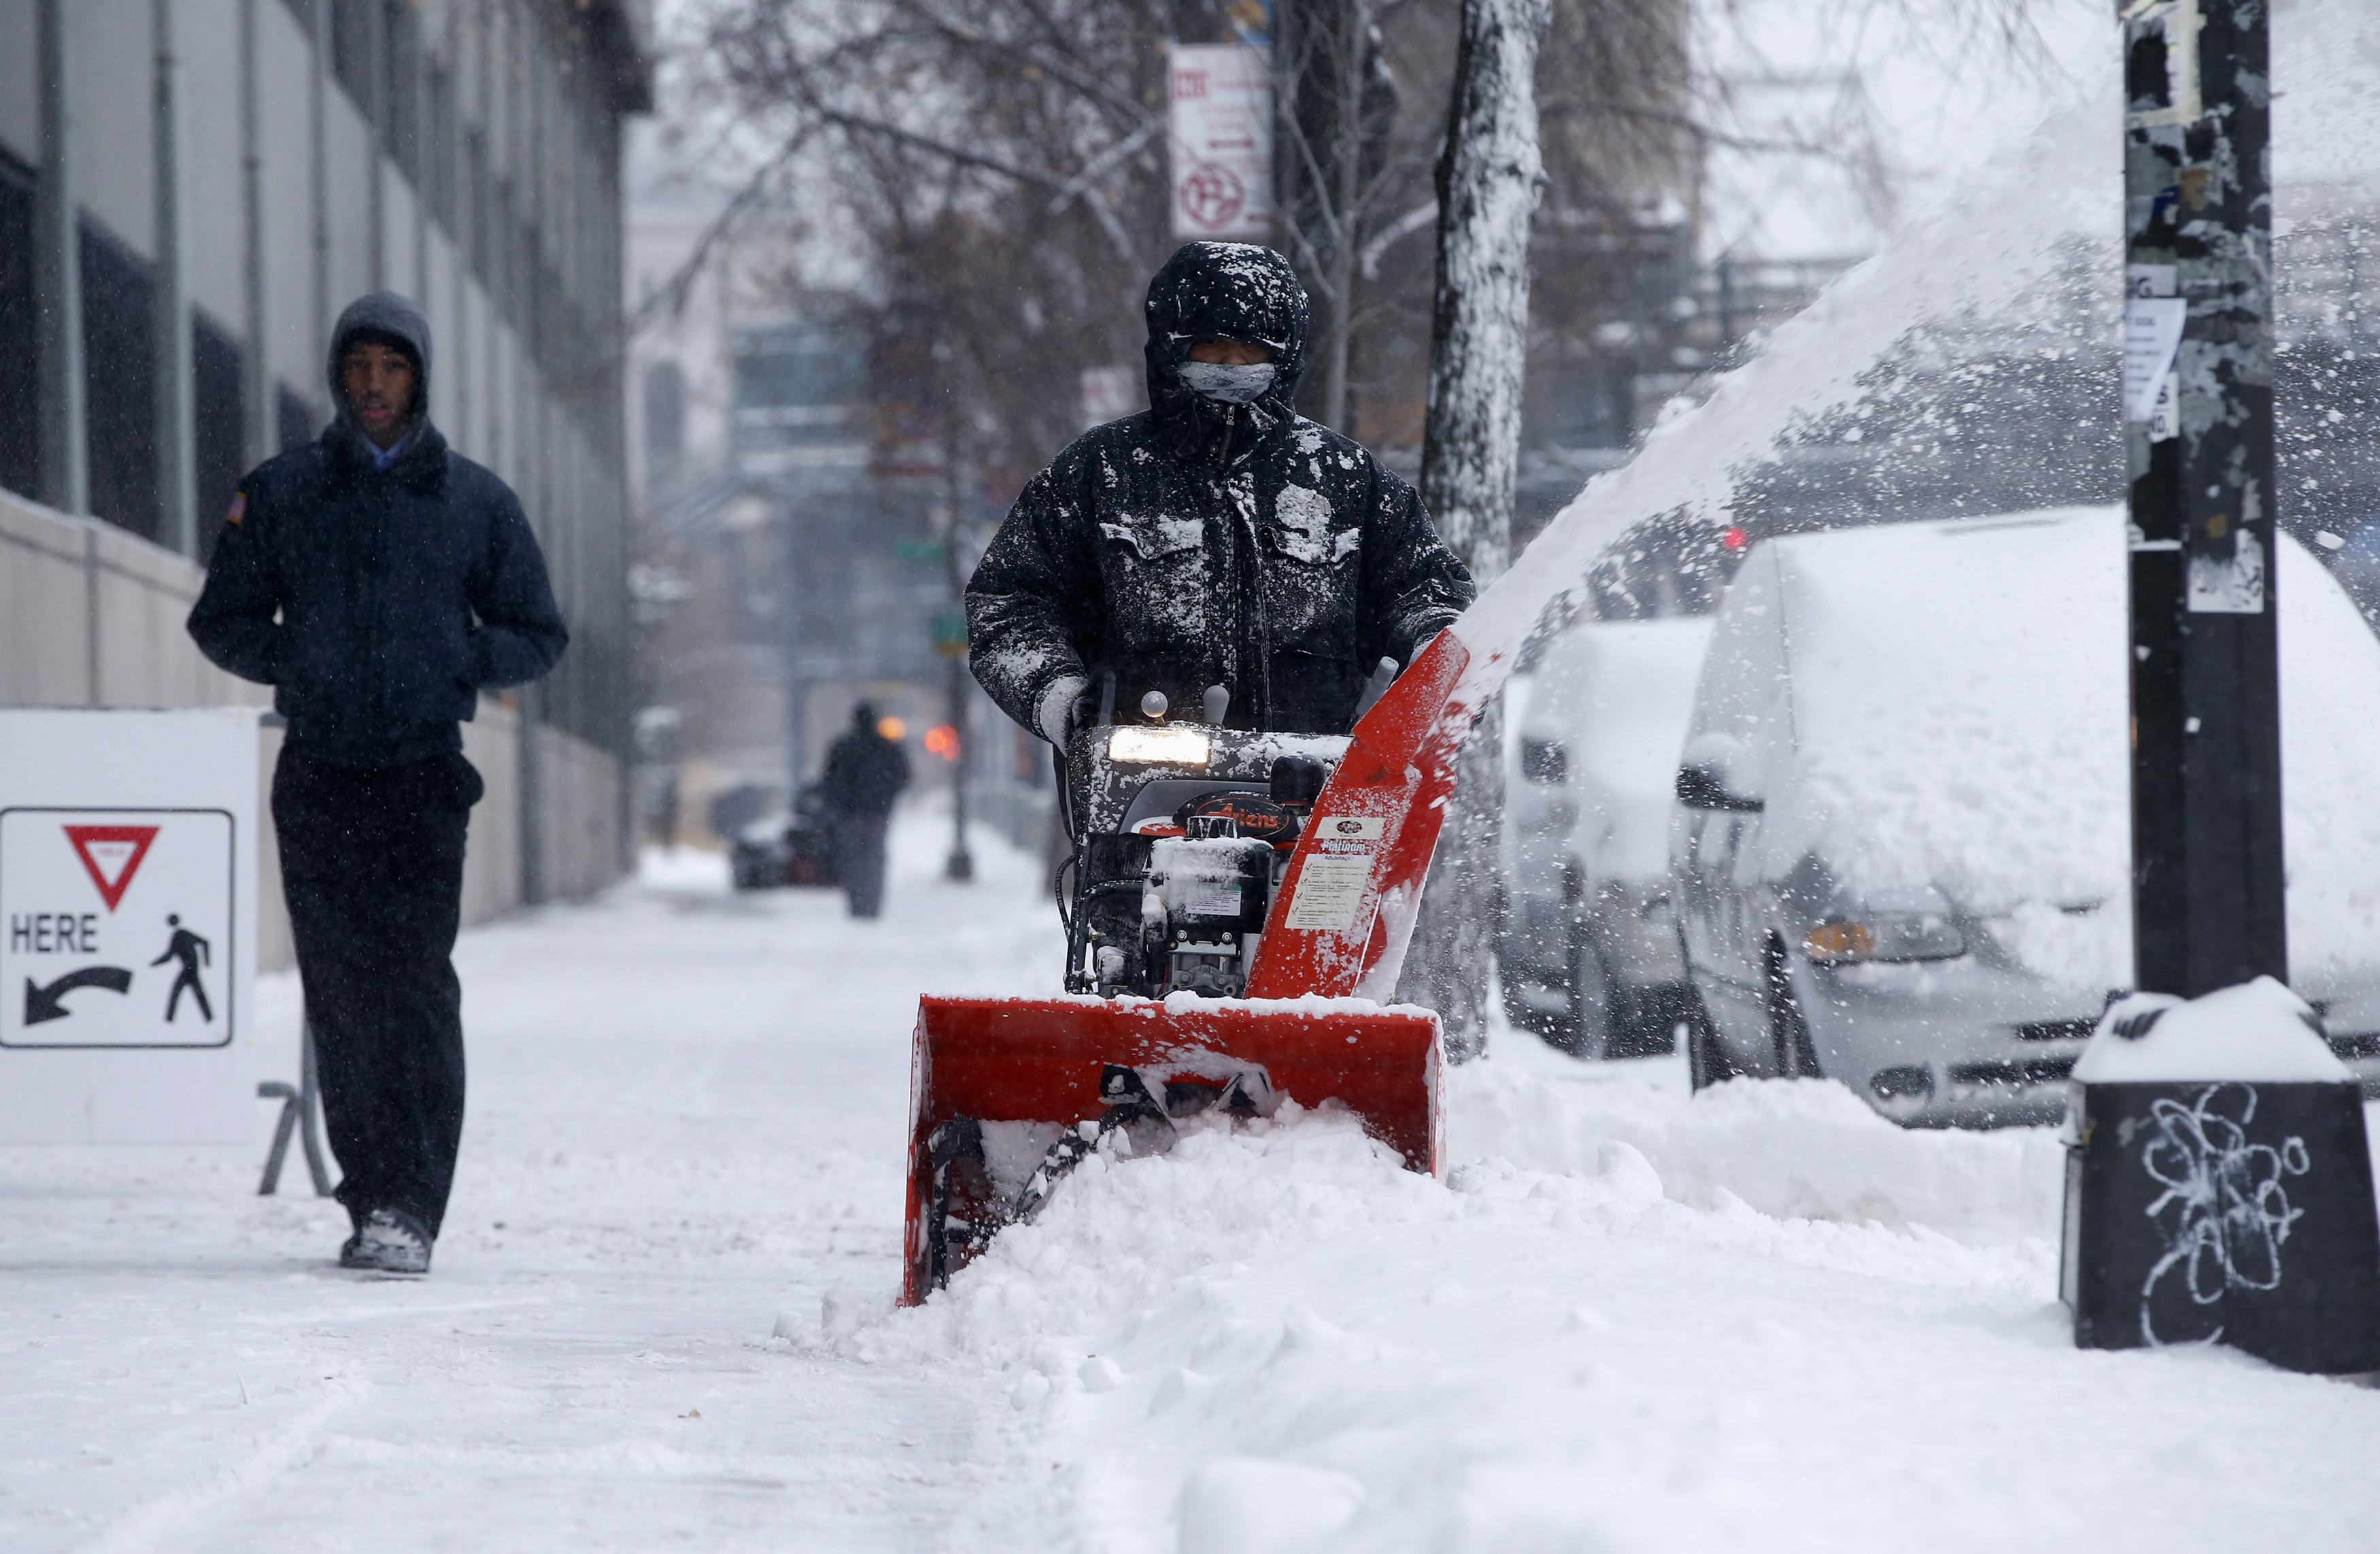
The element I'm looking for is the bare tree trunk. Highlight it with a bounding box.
[1398,0,1548,1061]
[1278,0,1393,433]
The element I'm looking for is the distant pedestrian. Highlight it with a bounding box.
[152,914,212,1023]
[819,704,911,918]
[188,291,566,1275]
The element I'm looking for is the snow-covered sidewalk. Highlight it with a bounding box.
[0,813,1044,1553]
[5,810,2379,1552]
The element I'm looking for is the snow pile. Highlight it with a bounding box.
[821,1105,1441,1380]
[838,1092,2041,1553]
[818,1041,2380,1552]
[2073,976,2354,1085]
[1446,1043,2064,1243]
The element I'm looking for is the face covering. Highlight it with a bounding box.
[1178,360,1278,405]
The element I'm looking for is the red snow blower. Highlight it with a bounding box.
[902,630,1499,1304]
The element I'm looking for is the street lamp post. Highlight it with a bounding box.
[2061,0,2380,1373]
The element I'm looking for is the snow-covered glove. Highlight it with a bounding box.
[1037,673,1090,747]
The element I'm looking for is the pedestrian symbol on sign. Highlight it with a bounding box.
[152,915,213,1022]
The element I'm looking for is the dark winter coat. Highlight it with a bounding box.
[821,728,911,818]
[188,292,568,769]
[965,242,1475,737]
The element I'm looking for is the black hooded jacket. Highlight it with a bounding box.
[188,292,568,768]
[965,242,1474,737]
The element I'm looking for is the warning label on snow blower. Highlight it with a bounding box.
[0,809,235,1049]
[1285,855,1373,933]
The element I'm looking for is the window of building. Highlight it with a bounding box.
[384,0,420,178]
[330,0,374,118]
[465,130,490,282]
[192,312,245,564]
[80,220,158,542]
[643,360,685,496]
[277,386,315,454]
[426,63,456,231]
[0,152,37,503]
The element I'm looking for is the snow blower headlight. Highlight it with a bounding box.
[1108,726,1213,766]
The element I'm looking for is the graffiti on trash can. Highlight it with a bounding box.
[2137,1083,2309,1345]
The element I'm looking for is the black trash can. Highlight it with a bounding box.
[2062,1076,2380,1374]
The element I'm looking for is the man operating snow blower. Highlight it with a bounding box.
[897,245,1474,1302]
[966,240,1474,749]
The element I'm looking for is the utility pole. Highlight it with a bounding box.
[2062,0,2380,1375]
[2121,0,2281,1000]
[937,431,976,884]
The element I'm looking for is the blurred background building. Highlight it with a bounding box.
[0,0,650,962]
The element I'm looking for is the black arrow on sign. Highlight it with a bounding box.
[24,967,135,1026]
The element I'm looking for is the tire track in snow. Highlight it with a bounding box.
[69,1383,364,1554]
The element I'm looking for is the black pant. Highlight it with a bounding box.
[834,811,891,918]
[273,749,481,1238]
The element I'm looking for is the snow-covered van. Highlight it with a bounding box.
[1501,617,1712,1058]
[1671,506,2380,1126]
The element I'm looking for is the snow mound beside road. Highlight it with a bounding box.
[1448,1043,2066,1243]
[823,1047,2167,1553]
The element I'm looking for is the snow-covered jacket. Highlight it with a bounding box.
[965,242,1474,737]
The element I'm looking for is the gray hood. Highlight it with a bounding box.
[327,290,433,431]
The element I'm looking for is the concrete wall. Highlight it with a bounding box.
[1,486,625,972]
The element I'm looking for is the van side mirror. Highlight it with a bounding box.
[1676,764,1764,813]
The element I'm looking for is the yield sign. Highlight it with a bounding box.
[63,824,159,912]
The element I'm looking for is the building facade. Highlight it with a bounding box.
[0,0,647,947]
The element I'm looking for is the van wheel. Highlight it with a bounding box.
[1503,931,1584,1054]
[1565,927,1616,1060]
[1765,940,1822,1079]
[1685,1003,1735,1091]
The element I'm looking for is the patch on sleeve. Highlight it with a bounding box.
[224,490,247,526]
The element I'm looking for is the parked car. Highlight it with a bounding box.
[1671,505,2380,1126]
[1501,617,1712,1057]
[730,783,841,891]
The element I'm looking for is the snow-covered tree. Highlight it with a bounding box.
[1397,0,1550,1058]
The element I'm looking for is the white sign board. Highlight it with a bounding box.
[0,709,260,1143]
[1170,44,1274,242]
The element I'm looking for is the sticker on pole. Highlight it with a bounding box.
[0,809,235,1048]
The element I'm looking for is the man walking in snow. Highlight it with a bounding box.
[189,291,567,1276]
[965,241,1474,747]
[819,704,911,919]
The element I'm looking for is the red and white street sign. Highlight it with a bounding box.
[1169,44,1273,242]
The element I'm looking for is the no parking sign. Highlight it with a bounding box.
[0,709,260,1143]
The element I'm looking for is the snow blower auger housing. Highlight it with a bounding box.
[902,637,1487,1306]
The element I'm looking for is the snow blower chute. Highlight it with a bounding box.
[903,628,1504,1304]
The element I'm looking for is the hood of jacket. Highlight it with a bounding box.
[326,290,435,441]
[1142,243,1308,463]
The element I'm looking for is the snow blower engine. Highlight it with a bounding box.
[1060,687,1339,1000]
